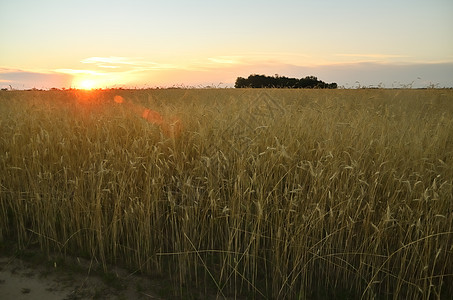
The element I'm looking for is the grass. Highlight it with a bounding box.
[0,88,452,299]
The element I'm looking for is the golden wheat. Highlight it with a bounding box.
[0,88,452,299]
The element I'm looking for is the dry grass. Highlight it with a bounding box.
[1,88,452,299]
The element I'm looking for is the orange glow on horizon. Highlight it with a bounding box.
[76,79,97,90]
[71,72,136,90]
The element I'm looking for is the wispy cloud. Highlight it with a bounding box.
[80,56,177,71]
[98,65,120,69]
[208,56,242,65]
[183,53,315,71]
[55,69,106,76]
[335,53,411,59]
[81,57,136,65]
[0,67,72,89]
[0,67,18,73]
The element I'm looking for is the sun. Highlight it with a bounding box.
[79,79,96,90]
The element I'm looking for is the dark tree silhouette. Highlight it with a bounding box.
[235,74,337,89]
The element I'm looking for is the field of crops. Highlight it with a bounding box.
[1,88,452,299]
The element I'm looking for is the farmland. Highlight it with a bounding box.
[1,88,452,299]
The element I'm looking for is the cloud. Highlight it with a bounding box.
[335,53,410,59]
[208,56,242,65]
[0,68,72,89]
[98,65,120,69]
[81,57,135,65]
[55,69,106,76]
[80,56,177,71]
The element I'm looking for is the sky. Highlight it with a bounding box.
[1,0,452,89]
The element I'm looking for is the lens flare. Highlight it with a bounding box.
[114,97,182,138]
[114,95,124,103]
[142,109,164,125]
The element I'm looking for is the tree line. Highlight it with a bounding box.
[235,74,337,89]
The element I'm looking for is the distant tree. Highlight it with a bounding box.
[234,76,248,88]
[327,82,338,89]
[235,74,337,89]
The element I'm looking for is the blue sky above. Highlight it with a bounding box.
[1,0,452,89]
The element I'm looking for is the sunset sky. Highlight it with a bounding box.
[1,0,452,89]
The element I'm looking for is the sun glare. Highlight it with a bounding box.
[72,72,132,90]
[79,79,96,90]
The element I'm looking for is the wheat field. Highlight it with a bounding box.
[1,88,452,299]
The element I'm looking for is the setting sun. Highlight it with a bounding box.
[79,79,96,90]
